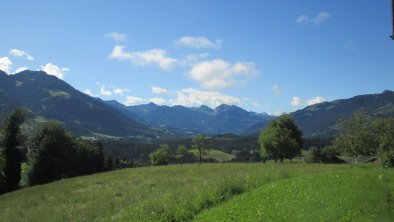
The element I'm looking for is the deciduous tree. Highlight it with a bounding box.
[259,114,302,162]
[333,110,378,163]
[192,135,210,165]
[149,144,171,166]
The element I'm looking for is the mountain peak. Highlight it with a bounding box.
[147,102,159,107]
[214,104,243,113]
[383,90,394,95]
[0,70,7,78]
[196,105,214,113]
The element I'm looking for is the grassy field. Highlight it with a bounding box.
[0,163,348,222]
[189,149,235,162]
[195,166,394,221]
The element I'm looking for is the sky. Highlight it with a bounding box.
[1,0,393,115]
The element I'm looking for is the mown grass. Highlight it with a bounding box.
[190,149,235,162]
[0,163,345,222]
[194,165,394,222]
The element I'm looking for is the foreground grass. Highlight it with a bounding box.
[195,166,394,221]
[0,163,345,221]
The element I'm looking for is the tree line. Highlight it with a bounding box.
[148,135,211,166]
[303,110,394,167]
[0,109,106,195]
[256,111,394,167]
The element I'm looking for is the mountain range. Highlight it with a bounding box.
[0,70,393,138]
[0,70,155,137]
[105,100,273,135]
[246,90,394,137]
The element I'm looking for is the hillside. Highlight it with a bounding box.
[0,70,156,137]
[0,163,392,221]
[246,90,394,137]
[0,163,349,221]
[195,167,394,221]
[107,101,274,135]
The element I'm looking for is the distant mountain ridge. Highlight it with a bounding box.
[1,70,393,138]
[0,70,156,137]
[106,101,274,135]
[245,90,394,137]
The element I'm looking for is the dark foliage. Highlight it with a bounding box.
[0,108,26,193]
[24,121,105,186]
[234,150,262,162]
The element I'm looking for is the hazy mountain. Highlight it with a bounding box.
[245,90,394,137]
[0,70,157,137]
[107,102,274,135]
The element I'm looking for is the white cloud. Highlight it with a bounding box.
[171,88,240,107]
[105,32,127,41]
[296,12,330,25]
[179,53,210,66]
[290,97,304,106]
[188,59,258,90]
[99,85,112,96]
[296,15,309,24]
[175,36,222,49]
[274,111,284,116]
[151,86,168,95]
[272,85,281,95]
[291,96,326,106]
[110,45,177,70]
[41,63,69,79]
[14,67,28,73]
[149,97,166,105]
[0,57,12,73]
[9,49,34,61]
[251,102,262,107]
[84,89,93,96]
[113,87,130,95]
[124,96,144,106]
[307,96,326,105]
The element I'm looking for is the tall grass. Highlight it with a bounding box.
[0,163,345,221]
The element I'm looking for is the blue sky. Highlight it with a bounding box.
[1,0,393,115]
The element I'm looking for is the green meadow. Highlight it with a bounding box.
[0,163,393,222]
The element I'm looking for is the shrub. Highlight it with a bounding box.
[304,147,321,163]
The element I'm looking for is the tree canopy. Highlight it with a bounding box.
[192,135,210,164]
[333,110,378,163]
[259,114,302,162]
[149,144,171,166]
[0,108,26,193]
[375,117,394,167]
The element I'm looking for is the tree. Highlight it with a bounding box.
[0,108,26,193]
[333,110,378,164]
[106,154,113,171]
[149,144,171,166]
[176,145,189,166]
[25,121,79,185]
[75,139,105,174]
[259,114,302,162]
[304,147,321,163]
[192,135,210,165]
[375,117,394,167]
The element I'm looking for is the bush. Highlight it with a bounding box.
[304,147,321,163]
[149,144,172,166]
[375,118,394,167]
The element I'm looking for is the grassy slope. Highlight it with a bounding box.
[190,149,235,162]
[195,166,394,222]
[0,163,345,222]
